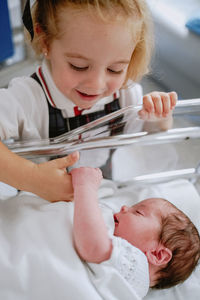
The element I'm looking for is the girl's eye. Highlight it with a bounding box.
[107,68,123,75]
[69,63,88,71]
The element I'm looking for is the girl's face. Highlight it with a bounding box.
[114,198,164,253]
[45,8,136,109]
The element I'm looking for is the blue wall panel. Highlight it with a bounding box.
[0,1,14,62]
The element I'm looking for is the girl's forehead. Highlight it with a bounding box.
[55,7,138,58]
[57,5,141,36]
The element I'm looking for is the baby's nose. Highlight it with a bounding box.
[121,205,128,213]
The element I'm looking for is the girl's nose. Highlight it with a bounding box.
[84,70,106,93]
[121,205,128,213]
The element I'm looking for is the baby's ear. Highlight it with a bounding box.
[146,245,172,267]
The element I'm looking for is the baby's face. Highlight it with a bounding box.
[45,7,136,109]
[114,198,166,253]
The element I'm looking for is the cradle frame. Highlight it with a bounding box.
[3,98,200,184]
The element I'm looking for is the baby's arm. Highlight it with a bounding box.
[0,141,79,201]
[71,167,112,263]
[139,91,177,131]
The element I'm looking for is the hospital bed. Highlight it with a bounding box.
[1,98,200,299]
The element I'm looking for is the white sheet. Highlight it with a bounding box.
[0,178,199,300]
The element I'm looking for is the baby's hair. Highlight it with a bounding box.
[153,200,200,289]
[28,0,153,83]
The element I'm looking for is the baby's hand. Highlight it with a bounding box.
[71,167,103,189]
[139,91,177,120]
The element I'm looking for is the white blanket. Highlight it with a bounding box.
[0,194,102,300]
[0,178,199,300]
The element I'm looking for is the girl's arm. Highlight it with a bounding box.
[71,167,112,263]
[0,141,79,201]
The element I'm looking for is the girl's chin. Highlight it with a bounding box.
[72,101,94,110]
[72,96,100,109]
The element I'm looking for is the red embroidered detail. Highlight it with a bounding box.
[38,67,56,107]
[74,106,84,116]
[113,92,117,99]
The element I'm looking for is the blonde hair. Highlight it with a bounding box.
[153,201,200,289]
[28,0,153,83]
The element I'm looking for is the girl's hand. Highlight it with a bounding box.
[29,152,79,202]
[138,91,177,120]
[71,167,102,189]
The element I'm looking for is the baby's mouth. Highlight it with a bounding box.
[114,214,119,224]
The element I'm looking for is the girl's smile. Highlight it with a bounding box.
[75,90,101,102]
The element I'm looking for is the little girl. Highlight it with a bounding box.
[71,167,200,299]
[0,0,177,202]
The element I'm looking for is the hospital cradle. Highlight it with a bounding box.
[1,98,200,300]
[4,98,200,187]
